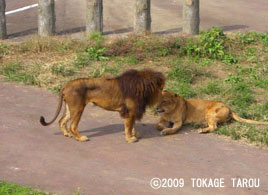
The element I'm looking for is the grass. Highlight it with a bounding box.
[0,181,46,195]
[0,181,83,195]
[0,28,267,147]
[199,81,222,95]
[0,62,40,86]
[166,61,200,98]
[51,63,76,77]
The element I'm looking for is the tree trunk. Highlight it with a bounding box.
[86,0,103,34]
[38,0,55,36]
[0,0,6,39]
[134,0,151,34]
[183,0,199,35]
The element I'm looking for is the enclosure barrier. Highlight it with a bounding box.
[134,0,151,34]
[38,0,55,36]
[0,0,200,38]
[86,0,103,34]
[183,0,200,35]
[0,0,6,39]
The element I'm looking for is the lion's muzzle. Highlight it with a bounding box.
[156,107,165,114]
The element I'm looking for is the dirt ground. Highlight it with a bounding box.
[1,80,268,194]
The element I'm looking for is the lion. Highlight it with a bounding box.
[40,69,165,143]
[156,91,268,135]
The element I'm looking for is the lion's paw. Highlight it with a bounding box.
[126,136,139,143]
[134,132,142,139]
[64,132,73,138]
[157,125,164,131]
[77,136,89,142]
[160,130,168,136]
[198,129,209,134]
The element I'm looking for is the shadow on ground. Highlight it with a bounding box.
[220,24,248,31]
[7,24,249,39]
[54,123,160,139]
[54,122,196,140]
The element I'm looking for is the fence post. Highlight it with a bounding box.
[134,0,151,34]
[183,0,199,35]
[86,0,103,34]
[38,0,55,36]
[0,0,6,39]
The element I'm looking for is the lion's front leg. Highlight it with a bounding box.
[132,127,141,138]
[160,120,183,136]
[124,116,138,143]
[157,117,169,131]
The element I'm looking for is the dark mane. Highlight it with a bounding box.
[116,69,165,120]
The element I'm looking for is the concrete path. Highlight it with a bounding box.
[0,80,268,195]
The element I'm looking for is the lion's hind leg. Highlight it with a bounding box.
[198,114,218,133]
[58,103,73,138]
[198,121,218,133]
[68,102,89,142]
[199,104,230,134]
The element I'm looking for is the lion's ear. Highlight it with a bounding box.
[174,93,178,97]
[163,89,168,92]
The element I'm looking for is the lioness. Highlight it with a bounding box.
[40,69,165,143]
[156,91,268,135]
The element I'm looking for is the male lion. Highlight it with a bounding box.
[40,69,165,142]
[156,91,268,135]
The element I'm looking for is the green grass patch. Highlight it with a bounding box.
[254,79,268,90]
[199,81,222,95]
[222,74,255,111]
[185,27,238,64]
[14,37,86,54]
[85,47,109,61]
[167,82,196,98]
[0,181,46,195]
[0,43,9,57]
[88,63,120,78]
[215,123,268,146]
[51,63,76,77]
[124,56,140,64]
[0,62,40,86]
[166,61,208,98]
[74,53,92,68]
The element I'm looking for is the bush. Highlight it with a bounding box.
[186,27,237,64]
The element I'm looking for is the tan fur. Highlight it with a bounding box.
[40,69,165,142]
[156,91,268,135]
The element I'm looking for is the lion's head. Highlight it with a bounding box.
[156,91,179,114]
[116,69,166,120]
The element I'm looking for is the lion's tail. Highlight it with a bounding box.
[40,90,64,126]
[231,112,268,125]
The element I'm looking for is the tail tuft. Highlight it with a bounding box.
[40,116,48,126]
[39,90,64,127]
